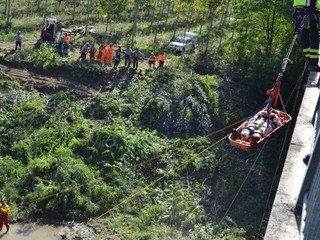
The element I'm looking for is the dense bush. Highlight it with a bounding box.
[31,44,63,70]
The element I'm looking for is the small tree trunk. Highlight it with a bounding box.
[85,0,91,34]
[164,1,171,29]
[35,0,41,11]
[154,21,159,43]
[172,14,179,40]
[217,0,231,51]
[131,0,140,47]
[105,16,111,38]
[204,10,214,55]
[6,0,11,25]
[72,0,76,21]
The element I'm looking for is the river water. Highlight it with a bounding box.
[0,223,61,240]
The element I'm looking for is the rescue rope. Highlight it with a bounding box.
[280,34,297,74]
[265,35,297,132]
[285,60,309,107]
[257,118,292,237]
[89,135,229,223]
[220,139,268,221]
[21,118,246,206]
[258,57,307,236]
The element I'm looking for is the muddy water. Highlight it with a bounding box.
[0,223,61,240]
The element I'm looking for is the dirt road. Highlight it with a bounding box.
[0,59,109,98]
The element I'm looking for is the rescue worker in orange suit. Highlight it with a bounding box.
[64,33,70,46]
[106,43,114,66]
[0,198,10,233]
[293,0,320,71]
[89,44,97,61]
[99,43,107,64]
[157,53,165,67]
[148,53,156,69]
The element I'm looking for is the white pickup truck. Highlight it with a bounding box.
[167,36,194,54]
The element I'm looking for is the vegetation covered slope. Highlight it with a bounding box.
[0,0,307,239]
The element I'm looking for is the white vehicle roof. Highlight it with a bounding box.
[174,36,192,43]
[168,41,185,47]
[61,28,72,33]
[184,32,198,37]
[46,18,58,23]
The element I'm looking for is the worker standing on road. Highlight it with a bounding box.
[114,45,123,69]
[148,53,156,69]
[77,42,89,61]
[99,43,107,64]
[0,198,10,233]
[106,43,114,66]
[132,48,142,70]
[293,0,320,71]
[89,44,97,61]
[157,53,165,67]
[124,45,132,67]
[14,31,22,51]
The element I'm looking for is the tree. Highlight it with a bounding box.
[5,0,11,26]
[131,0,140,47]
[203,0,223,54]
[85,0,93,34]
[95,0,128,37]
[218,0,293,88]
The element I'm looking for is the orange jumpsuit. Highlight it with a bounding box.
[64,34,70,45]
[0,202,10,232]
[100,46,107,64]
[157,54,165,67]
[106,45,114,64]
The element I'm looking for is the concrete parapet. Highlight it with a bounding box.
[264,71,320,240]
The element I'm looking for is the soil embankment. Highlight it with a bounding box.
[0,59,109,98]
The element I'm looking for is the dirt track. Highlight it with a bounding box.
[0,59,110,98]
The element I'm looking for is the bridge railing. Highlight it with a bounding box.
[296,82,320,240]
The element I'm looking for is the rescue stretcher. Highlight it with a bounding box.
[229,35,296,152]
[228,107,292,152]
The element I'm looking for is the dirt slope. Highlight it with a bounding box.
[0,59,110,98]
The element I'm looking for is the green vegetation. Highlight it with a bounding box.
[0,0,304,239]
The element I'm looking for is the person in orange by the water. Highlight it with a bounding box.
[157,52,165,67]
[106,42,114,66]
[0,198,10,233]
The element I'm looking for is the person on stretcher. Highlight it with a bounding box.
[232,109,283,142]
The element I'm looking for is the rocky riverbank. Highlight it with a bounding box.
[0,221,98,240]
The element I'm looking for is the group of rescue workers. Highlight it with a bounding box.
[76,40,166,70]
